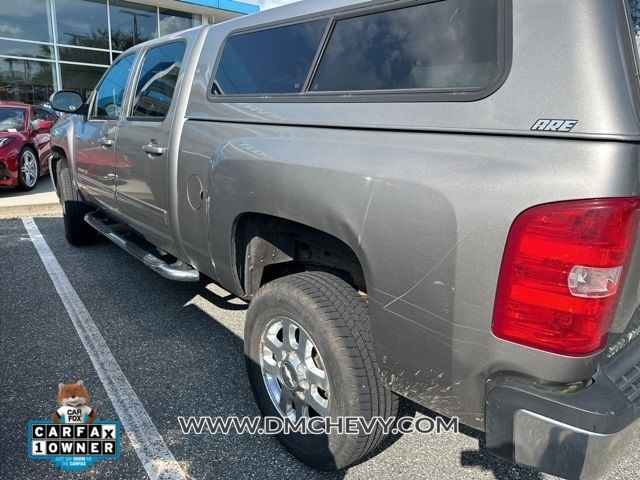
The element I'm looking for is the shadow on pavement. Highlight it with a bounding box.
[32,217,543,480]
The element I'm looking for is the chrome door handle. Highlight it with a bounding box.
[143,144,166,155]
[99,137,114,147]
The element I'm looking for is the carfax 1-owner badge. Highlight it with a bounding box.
[27,380,121,471]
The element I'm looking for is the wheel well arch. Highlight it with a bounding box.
[233,213,366,298]
[19,143,39,168]
[49,146,67,192]
[19,143,38,158]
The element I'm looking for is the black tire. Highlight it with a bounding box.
[57,159,96,246]
[17,147,39,191]
[245,271,399,470]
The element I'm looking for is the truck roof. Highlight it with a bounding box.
[130,0,640,141]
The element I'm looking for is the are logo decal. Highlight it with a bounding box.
[531,119,578,132]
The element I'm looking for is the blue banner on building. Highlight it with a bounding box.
[179,0,260,14]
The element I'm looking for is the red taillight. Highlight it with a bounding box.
[492,198,640,356]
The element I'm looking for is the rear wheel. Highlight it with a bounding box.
[245,271,399,470]
[57,158,96,245]
[18,147,39,191]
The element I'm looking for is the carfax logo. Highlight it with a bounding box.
[27,380,121,472]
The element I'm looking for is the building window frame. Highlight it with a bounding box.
[0,0,206,101]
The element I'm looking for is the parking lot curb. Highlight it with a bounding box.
[0,203,62,219]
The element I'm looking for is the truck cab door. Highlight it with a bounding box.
[114,42,187,242]
[74,54,137,211]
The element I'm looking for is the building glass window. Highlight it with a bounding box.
[0,0,53,43]
[131,42,186,118]
[0,58,55,105]
[0,0,211,105]
[58,47,111,66]
[60,64,107,100]
[55,0,109,49]
[0,39,53,60]
[159,9,201,36]
[110,0,158,51]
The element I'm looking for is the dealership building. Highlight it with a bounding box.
[0,0,259,105]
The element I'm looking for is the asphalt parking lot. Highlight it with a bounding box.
[2,216,639,480]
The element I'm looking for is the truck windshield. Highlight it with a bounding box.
[0,108,26,132]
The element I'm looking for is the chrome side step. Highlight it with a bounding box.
[84,212,199,282]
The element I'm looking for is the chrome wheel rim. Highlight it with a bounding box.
[260,317,330,420]
[20,150,38,188]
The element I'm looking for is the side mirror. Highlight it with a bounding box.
[50,91,85,114]
[36,119,55,132]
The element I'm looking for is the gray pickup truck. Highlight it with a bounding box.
[48,0,640,478]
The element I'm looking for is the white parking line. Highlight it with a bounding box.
[22,217,188,480]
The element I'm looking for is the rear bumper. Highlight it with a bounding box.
[486,339,640,479]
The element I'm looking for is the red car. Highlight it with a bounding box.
[0,101,57,190]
